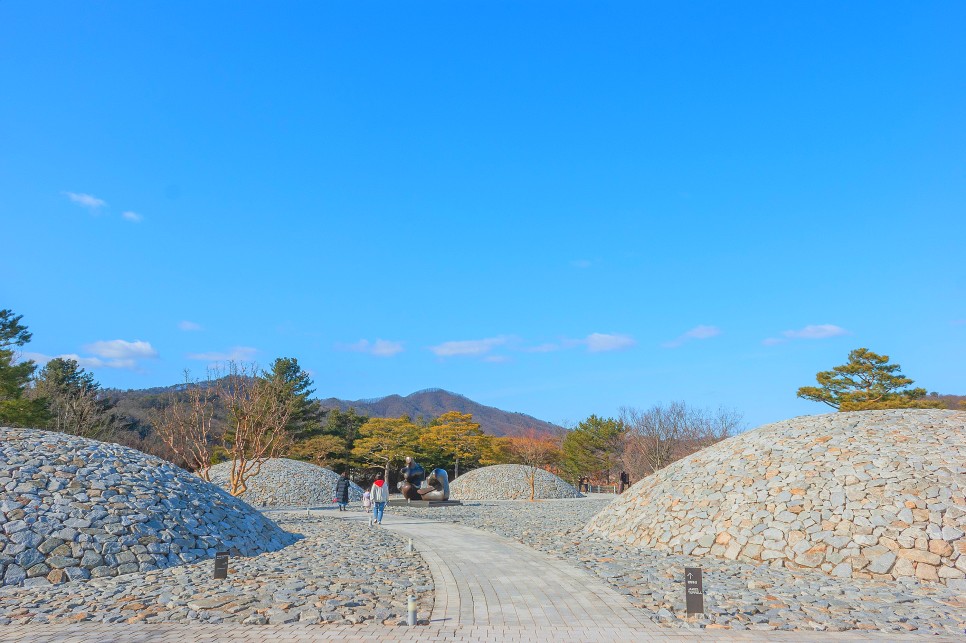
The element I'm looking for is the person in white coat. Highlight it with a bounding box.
[370,472,389,525]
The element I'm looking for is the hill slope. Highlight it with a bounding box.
[106,384,563,438]
[319,388,563,437]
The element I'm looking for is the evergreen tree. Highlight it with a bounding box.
[560,414,625,482]
[797,348,945,411]
[33,357,119,439]
[0,308,49,427]
[263,357,322,439]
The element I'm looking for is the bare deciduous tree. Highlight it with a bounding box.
[218,361,294,496]
[619,402,742,479]
[505,428,562,501]
[148,370,218,480]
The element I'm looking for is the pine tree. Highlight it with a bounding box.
[0,309,49,427]
[797,348,944,411]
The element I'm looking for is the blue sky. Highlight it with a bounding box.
[2,2,964,429]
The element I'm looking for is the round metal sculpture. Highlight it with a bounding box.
[418,468,450,502]
[398,457,425,500]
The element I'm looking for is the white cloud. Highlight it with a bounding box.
[483,355,511,363]
[18,351,52,365]
[782,324,848,340]
[84,339,158,360]
[122,211,143,223]
[19,350,136,370]
[371,339,404,357]
[662,325,721,348]
[585,332,636,353]
[187,346,258,362]
[762,324,849,346]
[65,192,106,209]
[178,321,203,332]
[337,339,404,357]
[429,336,507,357]
[524,343,562,353]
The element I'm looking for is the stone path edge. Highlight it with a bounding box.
[0,623,959,642]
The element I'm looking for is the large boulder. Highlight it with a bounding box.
[208,458,363,507]
[0,427,295,589]
[450,464,583,500]
[586,410,966,588]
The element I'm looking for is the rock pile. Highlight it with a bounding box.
[449,464,583,500]
[0,427,295,589]
[586,410,966,588]
[0,513,433,626]
[207,458,363,508]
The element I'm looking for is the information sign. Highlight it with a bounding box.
[685,567,704,614]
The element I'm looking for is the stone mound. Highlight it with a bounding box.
[586,410,966,587]
[207,458,363,507]
[449,464,583,500]
[0,427,296,589]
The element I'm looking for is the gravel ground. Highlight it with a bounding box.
[389,496,966,635]
[0,512,432,627]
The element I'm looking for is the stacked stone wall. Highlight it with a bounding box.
[207,458,363,507]
[0,427,295,589]
[586,410,966,588]
[450,464,583,500]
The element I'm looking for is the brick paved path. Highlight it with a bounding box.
[0,508,956,642]
[339,510,655,628]
[0,622,949,642]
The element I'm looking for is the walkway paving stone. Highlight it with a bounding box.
[334,510,655,629]
[0,509,959,641]
[0,622,956,641]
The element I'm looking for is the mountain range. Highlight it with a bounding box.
[319,388,564,437]
[107,384,564,438]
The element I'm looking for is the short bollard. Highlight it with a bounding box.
[407,595,417,626]
[407,538,413,553]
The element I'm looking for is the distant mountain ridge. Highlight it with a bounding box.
[320,388,564,437]
[106,383,564,439]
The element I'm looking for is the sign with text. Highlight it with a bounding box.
[685,567,704,614]
[214,551,229,579]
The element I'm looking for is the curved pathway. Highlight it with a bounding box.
[336,510,656,629]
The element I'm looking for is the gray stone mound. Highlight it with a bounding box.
[0,427,296,589]
[207,458,363,507]
[449,464,583,500]
[586,409,966,588]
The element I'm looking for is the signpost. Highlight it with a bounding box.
[214,551,229,580]
[685,567,704,615]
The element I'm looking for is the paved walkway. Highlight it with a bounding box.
[0,508,958,642]
[0,622,945,642]
[336,509,656,629]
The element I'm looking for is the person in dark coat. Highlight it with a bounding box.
[334,471,351,511]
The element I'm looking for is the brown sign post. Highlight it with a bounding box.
[685,567,704,614]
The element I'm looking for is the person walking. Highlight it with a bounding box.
[370,472,389,525]
[334,471,351,511]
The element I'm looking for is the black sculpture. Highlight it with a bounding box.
[399,456,425,500]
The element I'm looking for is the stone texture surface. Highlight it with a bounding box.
[391,498,965,635]
[0,513,432,626]
[586,410,966,587]
[207,458,363,508]
[449,464,583,501]
[0,427,295,589]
